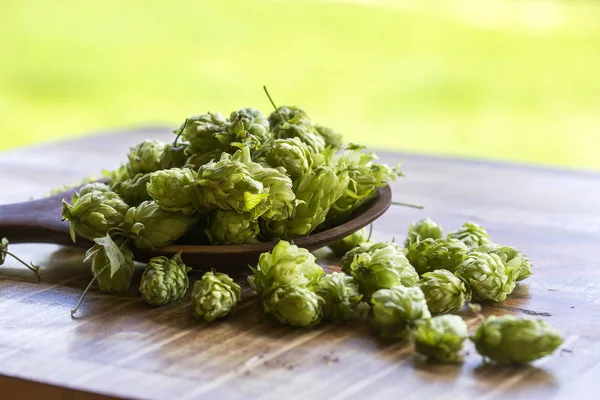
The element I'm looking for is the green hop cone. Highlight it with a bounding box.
[412,315,469,362]
[273,117,326,153]
[328,228,368,257]
[417,270,471,315]
[316,272,362,322]
[471,315,563,364]
[268,106,310,130]
[371,285,431,339]
[72,182,111,203]
[314,124,343,148]
[62,191,130,242]
[457,252,517,302]
[178,113,228,154]
[265,138,313,179]
[339,241,401,274]
[140,252,191,306]
[112,173,152,206]
[122,201,195,249]
[249,240,324,297]
[127,139,165,176]
[206,209,260,245]
[85,235,135,293]
[263,285,325,328]
[103,164,129,187]
[405,218,443,247]
[0,237,7,265]
[477,243,533,282]
[159,143,189,170]
[217,108,271,149]
[191,272,241,322]
[447,222,491,250]
[406,238,469,275]
[147,168,201,216]
[184,149,224,169]
[350,244,419,300]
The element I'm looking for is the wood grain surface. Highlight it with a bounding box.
[1,128,599,400]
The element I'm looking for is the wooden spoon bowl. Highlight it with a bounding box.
[0,185,392,270]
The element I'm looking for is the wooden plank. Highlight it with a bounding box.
[0,127,599,400]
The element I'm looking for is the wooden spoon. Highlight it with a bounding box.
[0,185,392,269]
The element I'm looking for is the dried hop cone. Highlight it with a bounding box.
[206,209,260,245]
[477,243,533,282]
[339,241,401,275]
[265,137,313,179]
[263,285,325,328]
[371,285,431,339]
[471,315,563,364]
[457,252,517,302]
[447,222,491,250]
[192,272,241,322]
[328,228,368,258]
[316,272,363,323]
[404,218,443,247]
[112,173,152,206]
[147,168,201,216]
[412,315,469,362]
[140,252,191,306]
[406,238,469,275]
[127,139,165,176]
[417,269,471,315]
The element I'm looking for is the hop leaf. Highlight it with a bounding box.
[405,218,443,247]
[477,243,533,282]
[314,124,343,148]
[328,228,368,257]
[350,244,419,300]
[471,315,563,364]
[447,222,491,250]
[127,139,165,176]
[122,201,195,249]
[265,137,313,179]
[140,252,191,306]
[85,235,134,293]
[405,238,469,275]
[417,270,471,315]
[316,272,363,322]
[206,209,260,245]
[112,173,152,206]
[412,315,469,362]
[339,241,400,274]
[263,285,325,328]
[192,272,241,322]
[371,285,431,338]
[147,168,201,216]
[457,252,517,302]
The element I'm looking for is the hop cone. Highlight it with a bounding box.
[206,209,260,245]
[315,124,343,148]
[471,315,563,364]
[263,285,325,328]
[350,244,419,300]
[62,191,130,242]
[417,270,471,315]
[316,272,362,322]
[265,138,313,179]
[122,201,194,249]
[273,118,326,153]
[178,113,228,154]
[0,237,8,265]
[184,149,224,169]
[147,168,201,216]
[268,106,310,130]
[87,238,135,293]
[405,238,469,275]
[339,241,401,274]
[412,315,469,362]
[248,240,324,297]
[159,143,189,169]
[72,182,111,203]
[192,272,241,322]
[127,139,165,176]
[103,164,129,187]
[371,285,431,338]
[457,252,517,302]
[447,222,491,250]
[217,108,271,149]
[405,218,443,247]
[261,166,348,239]
[328,228,368,257]
[113,173,152,206]
[477,243,532,282]
[140,252,191,306]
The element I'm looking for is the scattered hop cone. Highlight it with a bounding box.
[315,124,343,148]
[159,143,189,170]
[371,285,431,338]
[339,241,401,274]
[0,237,8,265]
[447,222,491,250]
[127,139,165,176]
[316,272,363,322]
[405,218,443,247]
[328,228,368,257]
[477,243,533,282]
[178,113,228,154]
[112,173,152,206]
[62,191,130,242]
[147,168,201,216]
[417,270,471,315]
[206,209,260,245]
[140,252,191,306]
[457,252,517,302]
[192,272,241,322]
[406,238,469,275]
[268,106,310,130]
[265,138,313,179]
[122,201,195,249]
[263,285,325,328]
[249,240,324,297]
[412,315,469,362]
[88,239,135,293]
[350,244,419,300]
[471,315,563,364]
[273,118,326,153]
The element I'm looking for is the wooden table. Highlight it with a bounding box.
[1,128,599,400]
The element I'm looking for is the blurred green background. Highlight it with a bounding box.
[1,0,599,170]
